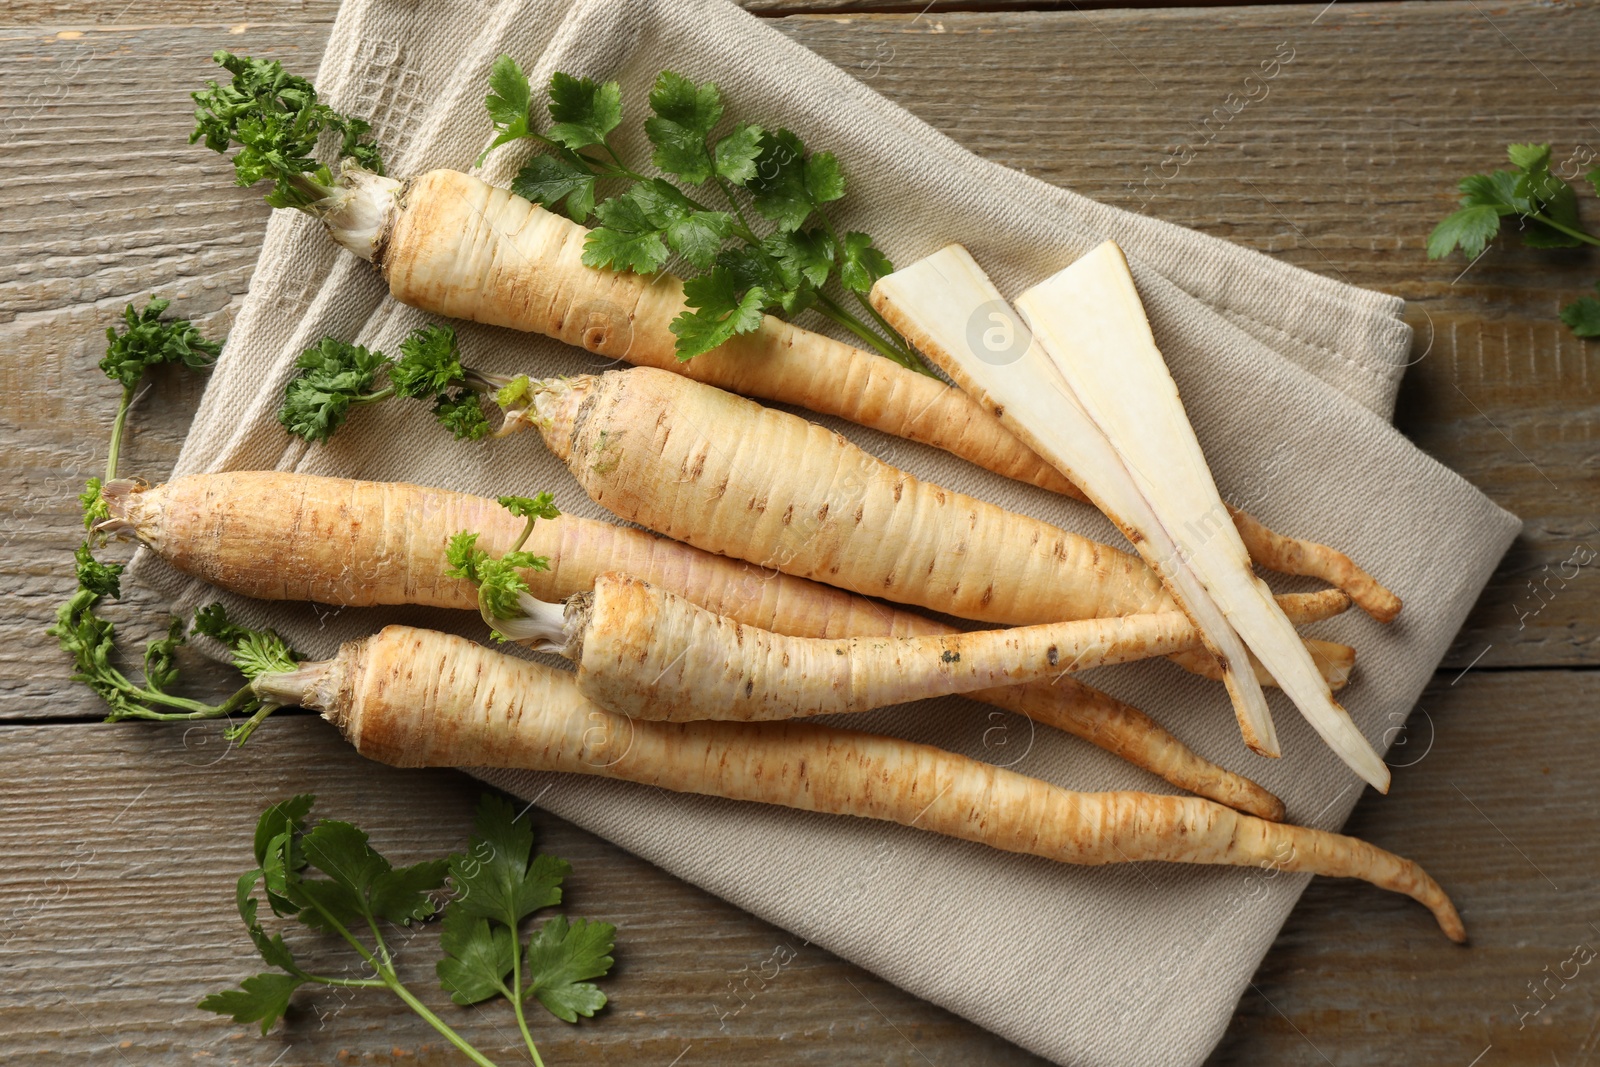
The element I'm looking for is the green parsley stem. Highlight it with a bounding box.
[1527,211,1600,247]
[813,292,934,377]
[303,895,505,1067]
[104,383,137,484]
[384,974,504,1067]
[223,700,280,744]
[506,938,548,1067]
[304,974,389,989]
[348,386,396,407]
[105,677,257,721]
[854,293,926,373]
[509,515,538,554]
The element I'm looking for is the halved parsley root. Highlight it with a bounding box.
[102,472,1306,820]
[192,52,1400,609]
[508,367,1352,684]
[512,572,1208,720]
[250,625,1465,942]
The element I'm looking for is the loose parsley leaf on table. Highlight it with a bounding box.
[1430,143,1600,339]
[203,794,614,1064]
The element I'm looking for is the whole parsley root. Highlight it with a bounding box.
[495,572,1224,721]
[200,794,614,1065]
[97,471,1341,820]
[506,367,1354,690]
[249,624,1466,943]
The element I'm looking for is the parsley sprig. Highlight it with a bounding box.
[82,299,222,530]
[192,50,384,210]
[446,494,560,639]
[1429,143,1600,338]
[202,794,614,1067]
[483,57,929,373]
[279,324,510,443]
[55,299,295,742]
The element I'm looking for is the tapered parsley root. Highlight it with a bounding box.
[251,625,1464,942]
[103,472,1334,819]
[512,367,1353,668]
[522,573,1204,721]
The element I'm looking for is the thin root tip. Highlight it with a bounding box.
[1435,900,1468,944]
[1369,591,1404,624]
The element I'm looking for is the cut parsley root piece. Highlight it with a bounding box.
[1014,241,1389,792]
[871,245,1278,759]
[102,472,1356,821]
[503,572,1211,720]
[250,624,1465,942]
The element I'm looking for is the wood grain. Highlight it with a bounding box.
[2,3,1597,1065]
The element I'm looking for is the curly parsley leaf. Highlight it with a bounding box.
[191,50,383,210]
[279,338,391,443]
[433,390,492,440]
[546,72,623,151]
[80,478,109,532]
[389,324,466,399]
[72,541,123,600]
[101,298,222,390]
[189,602,298,681]
[671,267,768,359]
[1561,283,1600,338]
[498,492,561,522]
[522,916,616,1022]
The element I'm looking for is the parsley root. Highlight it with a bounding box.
[101,473,1356,819]
[250,625,1465,942]
[510,368,1353,682]
[517,573,1213,721]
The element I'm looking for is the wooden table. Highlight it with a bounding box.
[4,1,1597,1063]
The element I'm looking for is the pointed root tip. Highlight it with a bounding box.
[1366,589,1403,624]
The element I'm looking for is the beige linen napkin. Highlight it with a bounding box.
[133,1,1519,1063]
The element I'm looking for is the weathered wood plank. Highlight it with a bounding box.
[2,5,1593,735]
[2,0,1427,28]
[0,667,1593,1065]
[0,715,1048,1066]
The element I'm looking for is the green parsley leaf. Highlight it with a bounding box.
[449,795,569,925]
[1427,204,1502,260]
[390,324,466,399]
[191,51,383,210]
[297,819,449,929]
[445,531,490,586]
[79,478,109,532]
[437,795,572,1004]
[747,129,814,231]
[236,869,300,973]
[482,53,533,161]
[587,180,732,272]
[498,492,561,521]
[837,231,893,294]
[521,915,616,1022]
[279,337,391,443]
[437,911,518,1005]
[433,390,492,440]
[73,541,124,599]
[645,71,724,183]
[198,972,307,1036]
[546,72,623,151]
[765,229,834,289]
[142,618,187,693]
[713,123,765,187]
[671,267,768,359]
[803,150,845,205]
[191,602,299,681]
[511,152,598,222]
[100,298,222,390]
[496,375,532,408]
[1560,284,1600,339]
